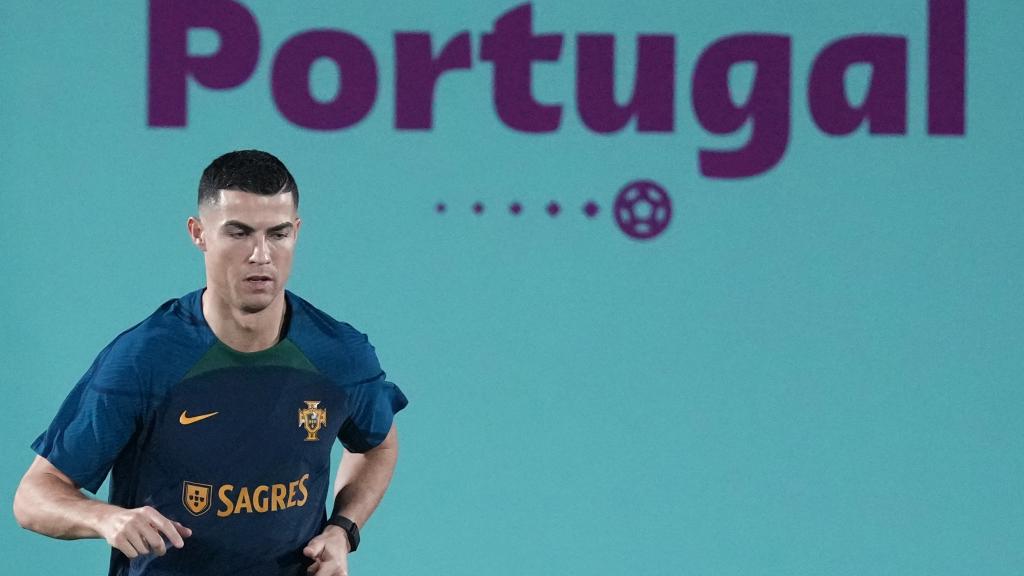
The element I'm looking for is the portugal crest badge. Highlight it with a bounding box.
[298,400,327,441]
[183,481,212,516]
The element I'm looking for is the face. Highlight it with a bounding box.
[188,189,301,314]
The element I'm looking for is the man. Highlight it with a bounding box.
[13,150,407,576]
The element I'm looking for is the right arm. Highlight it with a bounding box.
[13,455,190,558]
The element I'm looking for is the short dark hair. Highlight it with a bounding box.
[198,150,298,207]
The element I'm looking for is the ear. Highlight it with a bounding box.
[187,216,206,252]
[293,217,302,241]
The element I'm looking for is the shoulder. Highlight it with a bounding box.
[107,289,211,357]
[92,289,214,392]
[285,291,384,386]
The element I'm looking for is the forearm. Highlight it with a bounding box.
[331,424,399,527]
[14,466,117,540]
[16,456,190,558]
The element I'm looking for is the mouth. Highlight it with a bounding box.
[244,274,275,289]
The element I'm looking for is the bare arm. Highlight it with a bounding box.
[13,455,190,558]
[332,422,400,527]
[303,423,400,574]
[14,455,113,540]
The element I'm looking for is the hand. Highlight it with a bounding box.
[303,524,351,575]
[97,505,191,559]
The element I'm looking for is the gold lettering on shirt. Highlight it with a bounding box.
[211,474,313,517]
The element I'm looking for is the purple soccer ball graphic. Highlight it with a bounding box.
[613,180,672,240]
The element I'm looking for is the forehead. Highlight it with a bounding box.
[202,189,297,225]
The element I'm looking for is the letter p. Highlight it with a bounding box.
[148,0,260,126]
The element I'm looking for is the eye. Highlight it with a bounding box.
[229,231,247,239]
[271,231,290,240]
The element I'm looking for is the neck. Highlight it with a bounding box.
[201,289,286,352]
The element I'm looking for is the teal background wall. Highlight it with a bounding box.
[2,1,1022,574]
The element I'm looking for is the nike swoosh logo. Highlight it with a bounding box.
[179,410,219,425]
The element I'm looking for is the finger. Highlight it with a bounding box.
[126,531,150,556]
[307,560,322,574]
[141,525,167,556]
[303,537,326,559]
[173,521,193,539]
[151,515,186,549]
[318,545,336,562]
[144,508,187,549]
[114,536,139,559]
[317,550,348,576]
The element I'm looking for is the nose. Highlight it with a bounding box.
[248,235,271,264]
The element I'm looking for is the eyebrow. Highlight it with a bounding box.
[222,220,294,233]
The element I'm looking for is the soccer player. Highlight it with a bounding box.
[13,150,408,576]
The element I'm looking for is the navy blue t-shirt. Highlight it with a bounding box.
[32,289,408,576]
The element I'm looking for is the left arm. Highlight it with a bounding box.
[303,423,399,575]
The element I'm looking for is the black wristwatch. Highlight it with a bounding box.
[326,514,360,552]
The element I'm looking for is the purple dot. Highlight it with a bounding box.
[546,201,561,217]
[472,201,484,214]
[509,202,522,215]
[436,202,446,213]
[583,201,599,218]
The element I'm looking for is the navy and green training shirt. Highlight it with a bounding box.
[31,289,408,576]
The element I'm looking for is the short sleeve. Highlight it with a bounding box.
[31,342,144,494]
[283,293,409,453]
[338,373,408,453]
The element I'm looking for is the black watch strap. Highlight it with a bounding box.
[326,515,360,552]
